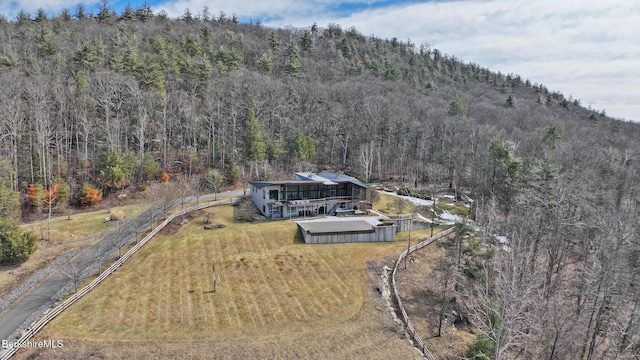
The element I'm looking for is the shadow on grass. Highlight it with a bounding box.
[292,228,305,244]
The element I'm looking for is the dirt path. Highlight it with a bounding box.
[394,241,475,359]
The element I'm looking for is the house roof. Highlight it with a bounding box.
[296,219,375,234]
[318,170,368,189]
[294,172,338,185]
[249,170,368,189]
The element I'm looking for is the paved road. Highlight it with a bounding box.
[0,190,244,343]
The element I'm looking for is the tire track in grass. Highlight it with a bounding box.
[240,279,262,328]
[94,283,114,335]
[226,232,247,329]
[316,252,357,304]
[124,281,138,336]
[266,248,319,321]
[253,239,287,323]
[234,241,265,328]
[199,232,213,328]
[137,275,151,334]
[193,234,210,330]
[203,229,219,328]
[183,233,195,330]
[128,278,146,334]
[213,236,235,330]
[215,236,239,329]
[131,261,145,334]
[168,237,180,330]
[289,281,310,321]
[234,230,260,328]
[178,263,185,326]
[289,248,346,318]
[300,251,345,314]
[155,254,169,331]
[286,252,330,318]
[251,228,310,323]
[146,245,162,329]
[113,276,129,333]
[206,227,226,329]
[266,251,306,321]
[312,254,349,310]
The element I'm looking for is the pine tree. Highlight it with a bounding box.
[244,110,266,178]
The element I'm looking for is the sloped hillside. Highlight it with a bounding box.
[0,8,639,359]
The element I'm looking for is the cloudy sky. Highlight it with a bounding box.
[2,0,638,122]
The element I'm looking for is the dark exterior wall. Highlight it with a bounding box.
[300,226,396,244]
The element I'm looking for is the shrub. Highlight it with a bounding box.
[397,186,431,200]
[442,203,470,216]
[0,219,37,265]
[110,210,125,221]
[466,333,494,360]
[80,182,103,206]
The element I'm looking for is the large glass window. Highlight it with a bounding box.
[284,185,302,200]
[269,189,278,200]
[336,183,350,197]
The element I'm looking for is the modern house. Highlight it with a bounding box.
[248,170,368,219]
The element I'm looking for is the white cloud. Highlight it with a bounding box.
[280,0,640,121]
[0,0,94,16]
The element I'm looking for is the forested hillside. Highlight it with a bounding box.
[0,5,638,359]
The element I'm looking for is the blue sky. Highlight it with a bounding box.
[1,0,638,122]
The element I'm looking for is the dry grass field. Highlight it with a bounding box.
[18,205,425,359]
[21,204,148,245]
[375,192,410,215]
[0,204,147,301]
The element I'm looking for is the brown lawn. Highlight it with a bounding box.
[17,206,424,359]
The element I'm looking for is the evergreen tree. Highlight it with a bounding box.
[34,8,48,23]
[257,51,274,72]
[244,110,266,177]
[0,219,37,265]
[120,5,135,21]
[0,164,36,264]
[100,149,137,190]
[290,130,316,161]
[75,4,90,20]
[0,161,19,220]
[96,0,112,22]
[284,42,301,76]
[449,95,467,117]
[244,110,266,163]
[135,2,154,22]
[486,139,522,216]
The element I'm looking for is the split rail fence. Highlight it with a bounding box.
[0,199,232,360]
[391,227,455,360]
